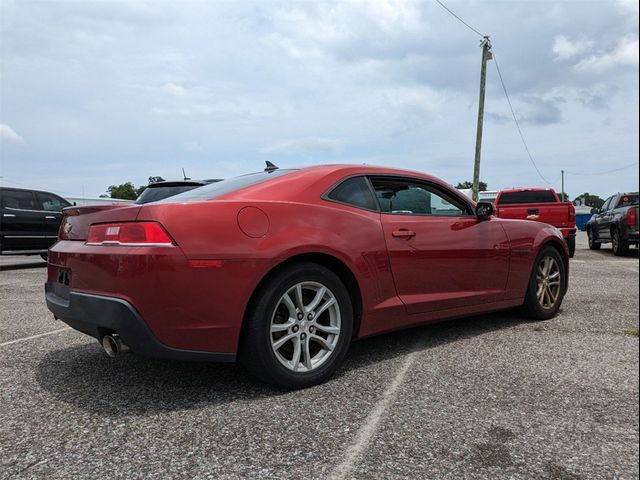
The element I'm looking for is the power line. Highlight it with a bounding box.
[565,162,639,176]
[492,51,556,186]
[434,0,484,38]
[434,0,557,187]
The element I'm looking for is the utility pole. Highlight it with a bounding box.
[561,170,565,201]
[472,36,492,202]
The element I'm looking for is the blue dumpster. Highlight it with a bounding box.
[576,213,593,231]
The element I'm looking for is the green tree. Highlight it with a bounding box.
[574,192,604,208]
[103,176,165,200]
[105,182,139,200]
[455,180,488,192]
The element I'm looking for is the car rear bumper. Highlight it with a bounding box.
[45,282,236,363]
[627,231,639,244]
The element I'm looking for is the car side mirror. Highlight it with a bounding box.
[590,207,597,214]
[476,201,494,219]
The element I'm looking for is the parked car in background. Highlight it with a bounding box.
[0,187,71,259]
[46,164,569,389]
[586,192,639,256]
[493,188,576,257]
[135,179,222,204]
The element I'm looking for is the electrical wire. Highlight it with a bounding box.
[564,162,639,176]
[433,0,558,187]
[434,0,485,37]
[491,51,556,186]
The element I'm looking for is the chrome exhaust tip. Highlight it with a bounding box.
[101,335,129,357]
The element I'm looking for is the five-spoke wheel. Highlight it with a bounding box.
[270,281,341,373]
[241,262,353,389]
[522,246,567,320]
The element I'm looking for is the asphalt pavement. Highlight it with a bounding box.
[1,232,638,479]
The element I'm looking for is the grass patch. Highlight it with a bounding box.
[625,327,639,337]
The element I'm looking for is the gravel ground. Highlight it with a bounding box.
[1,232,638,479]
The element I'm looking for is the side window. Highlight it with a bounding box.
[370,178,468,216]
[326,176,378,211]
[602,197,613,212]
[1,190,37,210]
[36,192,70,212]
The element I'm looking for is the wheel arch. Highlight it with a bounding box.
[238,252,364,349]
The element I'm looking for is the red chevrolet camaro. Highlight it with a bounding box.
[46,164,569,388]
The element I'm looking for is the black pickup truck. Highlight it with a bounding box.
[586,192,639,256]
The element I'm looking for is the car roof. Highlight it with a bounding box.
[498,187,556,194]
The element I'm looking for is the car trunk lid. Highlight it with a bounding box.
[60,204,142,241]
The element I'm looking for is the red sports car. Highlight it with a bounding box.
[46,164,569,389]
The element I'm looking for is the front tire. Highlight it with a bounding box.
[521,246,566,320]
[587,228,600,250]
[240,262,353,389]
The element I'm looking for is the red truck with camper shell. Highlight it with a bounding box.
[493,188,576,257]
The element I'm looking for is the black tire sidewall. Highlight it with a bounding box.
[241,262,353,389]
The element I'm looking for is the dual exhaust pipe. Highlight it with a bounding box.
[101,334,130,357]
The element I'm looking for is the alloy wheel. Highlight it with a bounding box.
[270,281,341,373]
[536,255,562,310]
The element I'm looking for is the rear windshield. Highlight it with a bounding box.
[617,194,638,207]
[136,185,202,204]
[498,191,556,204]
[158,169,297,203]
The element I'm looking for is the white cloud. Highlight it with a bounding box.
[552,35,594,61]
[575,34,639,72]
[161,82,188,97]
[0,124,25,144]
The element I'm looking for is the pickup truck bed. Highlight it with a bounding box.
[494,188,577,257]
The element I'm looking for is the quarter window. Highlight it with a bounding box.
[326,176,377,211]
[370,178,468,216]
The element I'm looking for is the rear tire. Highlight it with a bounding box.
[567,236,575,258]
[521,246,566,320]
[240,262,353,389]
[587,228,600,250]
[612,228,629,256]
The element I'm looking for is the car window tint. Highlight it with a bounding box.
[36,192,70,211]
[159,169,297,202]
[1,190,37,210]
[617,194,638,207]
[498,191,556,204]
[326,177,377,210]
[370,178,467,216]
[136,185,201,204]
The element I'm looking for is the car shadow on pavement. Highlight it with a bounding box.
[0,261,47,271]
[35,311,533,418]
[590,248,640,259]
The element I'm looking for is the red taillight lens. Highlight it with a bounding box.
[568,204,575,223]
[87,222,174,246]
[627,208,637,227]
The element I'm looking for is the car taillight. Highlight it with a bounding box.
[628,208,637,227]
[87,222,174,246]
[568,204,575,223]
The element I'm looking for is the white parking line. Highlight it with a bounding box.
[329,350,418,480]
[0,327,71,347]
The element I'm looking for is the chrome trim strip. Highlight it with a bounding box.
[1,249,49,254]
[3,235,58,239]
[85,241,174,247]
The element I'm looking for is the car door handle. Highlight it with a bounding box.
[392,229,416,239]
[45,215,56,219]
[2,213,16,218]
[527,208,539,215]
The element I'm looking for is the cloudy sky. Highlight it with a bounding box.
[1,0,638,199]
